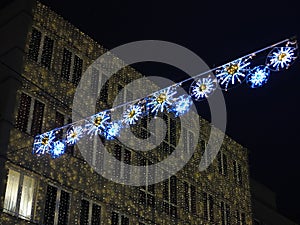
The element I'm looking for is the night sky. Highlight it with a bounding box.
[40,0,300,222]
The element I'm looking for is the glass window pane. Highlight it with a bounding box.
[19,175,35,219]
[4,170,20,213]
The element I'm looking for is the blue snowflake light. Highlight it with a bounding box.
[123,104,143,125]
[33,131,56,155]
[266,47,298,71]
[50,140,66,158]
[216,59,250,90]
[170,95,193,117]
[85,111,110,136]
[246,65,270,88]
[66,125,84,145]
[148,87,176,115]
[104,122,122,140]
[190,76,217,101]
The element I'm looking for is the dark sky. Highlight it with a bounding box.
[40,0,300,222]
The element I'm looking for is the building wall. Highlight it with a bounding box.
[0,1,252,225]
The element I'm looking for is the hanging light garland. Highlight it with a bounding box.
[32,38,298,158]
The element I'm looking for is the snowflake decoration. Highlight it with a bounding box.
[246,65,270,88]
[66,125,84,145]
[190,76,217,101]
[85,111,110,136]
[123,104,143,125]
[104,122,122,140]
[170,95,193,117]
[266,47,297,71]
[33,131,56,155]
[216,59,250,90]
[147,87,177,115]
[49,140,66,158]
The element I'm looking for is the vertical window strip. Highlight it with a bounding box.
[41,36,54,69]
[61,48,72,80]
[72,55,83,86]
[30,100,45,136]
[16,93,32,132]
[28,28,42,62]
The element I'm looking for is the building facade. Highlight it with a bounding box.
[0,1,252,224]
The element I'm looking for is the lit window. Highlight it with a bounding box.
[44,184,71,225]
[111,211,129,225]
[3,169,36,220]
[80,199,101,225]
[16,93,45,136]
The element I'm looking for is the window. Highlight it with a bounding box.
[80,199,101,225]
[221,201,230,225]
[111,211,129,225]
[61,48,83,86]
[113,144,131,181]
[28,27,54,69]
[183,181,197,214]
[233,161,242,185]
[3,169,36,220]
[236,211,246,225]
[203,192,214,222]
[44,184,71,225]
[218,152,228,176]
[163,176,177,217]
[41,36,54,69]
[16,93,45,136]
[28,28,42,62]
[138,157,155,208]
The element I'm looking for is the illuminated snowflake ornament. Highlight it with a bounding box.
[104,122,122,140]
[246,65,270,88]
[190,76,217,101]
[33,131,56,155]
[123,104,143,125]
[266,47,298,71]
[66,125,84,145]
[85,111,110,136]
[49,140,66,158]
[170,95,193,117]
[148,87,177,115]
[216,59,250,90]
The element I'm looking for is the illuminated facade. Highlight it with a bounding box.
[0,1,252,224]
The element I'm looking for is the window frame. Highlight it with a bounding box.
[43,183,71,225]
[80,198,102,225]
[3,167,37,221]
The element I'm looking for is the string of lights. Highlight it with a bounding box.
[32,37,299,158]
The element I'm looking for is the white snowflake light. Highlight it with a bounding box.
[266,47,297,71]
[123,104,143,125]
[66,125,84,145]
[148,87,176,115]
[246,65,270,88]
[216,59,250,90]
[190,77,217,101]
[85,111,110,136]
